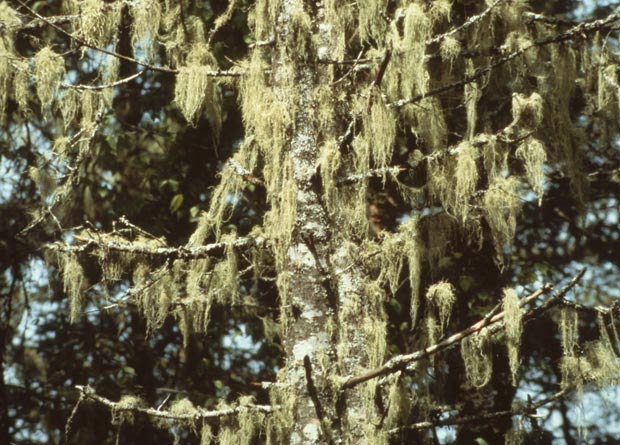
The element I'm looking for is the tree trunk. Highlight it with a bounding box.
[272,0,372,443]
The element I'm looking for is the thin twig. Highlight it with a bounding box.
[390,10,620,108]
[48,234,267,261]
[426,0,502,45]
[342,269,586,389]
[62,70,146,91]
[228,159,265,187]
[389,386,571,434]
[75,385,273,420]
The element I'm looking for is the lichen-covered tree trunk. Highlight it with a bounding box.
[271,0,370,443]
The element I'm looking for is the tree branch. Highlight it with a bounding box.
[48,233,267,261]
[62,70,146,91]
[388,387,571,434]
[15,1,242,78]
[342,269,586,389]
[390,9,620,108]
[75,385,273,421]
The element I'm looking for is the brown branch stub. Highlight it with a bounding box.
[342,269,586,390]
[75,385,274,421]
[228,159,265,187]
[303,356,326,422]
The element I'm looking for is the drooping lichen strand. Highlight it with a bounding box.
[61,253,87,323]
[265,384,296,445]
[77,0,121,48]
[131,0,162,61]
[218,397,265,445]
[29,166,57,200]
[174,45,222,132]
[429,142,479,222]
[461,328,493,388]
[238,51,291,194]
[510,92,544,129]
[426,281,456,336]
[560,308,578,357]
[400,3,431,98]
[483,176,522,262]
[516,138,547,204]
[34,47,65,114]
[363,93,396,169]
[503,288,522,384]
[357,0,386,44]
[111,395,145,426]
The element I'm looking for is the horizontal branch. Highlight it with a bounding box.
[15,1,243,77]
[75,385,273,421]
[426,0,501,46]
[389,387,570,434]
[336,126,518,187]
[390,9,620,108]
[48,234,267,261]
[62,70,146,91]
[342,269,585,389]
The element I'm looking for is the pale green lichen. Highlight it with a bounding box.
[61,253,87,323]
[34,47,65,114]
[483,176,522,262]
[174,44,222,132]
[131,0,162,61]
[503,288,522,384]
[516,138,546,204]
[461,328,493,388]
[426,281,456,336]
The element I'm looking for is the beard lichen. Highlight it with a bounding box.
[426,281,456,339]
[34,47,65,115]
[400,3,431,98]
[362,93,396,170]
[503,288,522,385]
[111,394,145,426]
[131,0,162,62]
[461,327,493,388]
[515,138,546,204]
[174,44,222,132]
[61,252,87,323]
[76,0,121,48]
[429,141,479,222]
[483,176,521,262]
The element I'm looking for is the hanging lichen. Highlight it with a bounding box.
[357,0,386,44]
[440,35,461,66]
[34,47,65,114]
[110,394,145,426]
[363,93,396,169]
[483,176,521,262]
[131,0,162,61]
[516,138,547,204]
[503,288,522,384]
[510,92,544,129]
[400,3,431,98]
[174,44,222,131]
[429,141,479,222]
[461,328,493,388]
[29,166,57,200]
[464,63,480,140]
[77,0,121,48]
[560,308,579,357]
[426,281,455,338]
[200,423,213,445]
[61,252,87,323]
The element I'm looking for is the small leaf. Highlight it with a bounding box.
[170,194,184,213]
